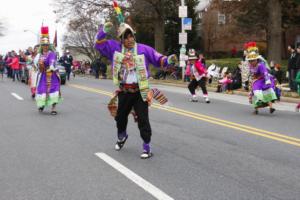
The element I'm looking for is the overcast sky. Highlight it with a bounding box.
[0,0,211,55]
[196,0,210,11]
[0,0,64,55]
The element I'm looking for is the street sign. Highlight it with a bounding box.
[179,54,188,61]
[179,32,187,45]
[183,18,192,30]
[179,6,187,18]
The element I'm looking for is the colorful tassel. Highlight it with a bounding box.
[152,88,168,105]
[113,1,124,23]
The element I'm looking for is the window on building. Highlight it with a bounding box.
[218,13,226,25]
[199,12,203,19]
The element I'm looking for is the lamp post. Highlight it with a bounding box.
[24,29,39,44]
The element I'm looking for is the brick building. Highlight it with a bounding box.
[199,0,300,58]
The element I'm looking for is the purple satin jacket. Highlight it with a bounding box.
[94,26,168,77]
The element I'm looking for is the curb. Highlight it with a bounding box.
[149,80,300,104]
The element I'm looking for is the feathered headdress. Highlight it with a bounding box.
[113,1,124,23]
[244,42,259,61]
[112,1,135,39]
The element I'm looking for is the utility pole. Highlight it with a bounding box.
[179,0,188,82]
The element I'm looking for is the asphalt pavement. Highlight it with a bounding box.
[1,76,300,200]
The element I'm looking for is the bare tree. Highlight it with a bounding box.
[53,0,114,60]
[63,16,100,61]
[202,10,218,54]
[53,0,182,54]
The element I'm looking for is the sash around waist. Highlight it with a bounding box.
[120,83,139,89]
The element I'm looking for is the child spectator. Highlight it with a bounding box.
[218,72,233,94]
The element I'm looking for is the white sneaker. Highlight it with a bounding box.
[140,143,152,159]
[114,135,128,151]
[189,95,198,102]
[205,97,210,103]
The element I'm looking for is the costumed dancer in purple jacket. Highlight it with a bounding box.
[94,2,176,159]
[34,26,62,115]
[245,42,277,114]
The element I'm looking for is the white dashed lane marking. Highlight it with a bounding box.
[95,152,174,200]
[11,93,24,100]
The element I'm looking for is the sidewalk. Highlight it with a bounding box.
[149,79,300,104]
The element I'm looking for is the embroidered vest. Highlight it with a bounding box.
[191,64,202,81]
[113,44,150,101]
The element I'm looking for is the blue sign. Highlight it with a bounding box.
[183,18,192,30]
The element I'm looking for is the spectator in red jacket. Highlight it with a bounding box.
[8,51,20,81]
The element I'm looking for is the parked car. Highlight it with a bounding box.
[56,64,66,85]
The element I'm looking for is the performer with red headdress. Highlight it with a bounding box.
[245,42,277,114]
[34,26,62,115]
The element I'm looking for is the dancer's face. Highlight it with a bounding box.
[41,44,49,52]
[249,59,258,67]
[123,33,135,49]
[189,59,196,64]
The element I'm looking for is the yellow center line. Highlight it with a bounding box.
[71,84,113,97]
[70,84,300,148]
[153,104,300,143]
